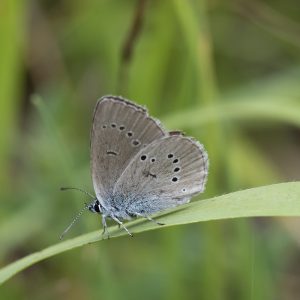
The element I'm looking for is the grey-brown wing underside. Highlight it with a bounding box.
[91,96,166,202]
[113,135,209,215]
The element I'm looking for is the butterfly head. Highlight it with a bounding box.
[88,199,103,214]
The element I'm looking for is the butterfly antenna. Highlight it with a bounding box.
[60,187,95,199]
[60,204,90,240]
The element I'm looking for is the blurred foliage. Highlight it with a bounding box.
[0,0,300,299]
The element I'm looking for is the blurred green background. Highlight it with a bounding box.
[1,0,300,299]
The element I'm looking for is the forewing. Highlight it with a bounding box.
[113,135,209,215]
[91,96,166,201]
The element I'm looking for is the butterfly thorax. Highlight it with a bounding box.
[88,196,133,221]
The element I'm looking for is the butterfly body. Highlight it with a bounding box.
[88,195,135,221]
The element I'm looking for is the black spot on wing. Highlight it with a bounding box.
[106,150,118,156]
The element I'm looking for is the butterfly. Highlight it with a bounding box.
[61,96,208,238]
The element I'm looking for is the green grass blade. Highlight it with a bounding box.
[1,181,300,285]
[0,0,24,187]
[163,99,300,129]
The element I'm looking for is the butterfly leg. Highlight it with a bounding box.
[111,216,133,237]
[135,212,165,226]
[101,215,110,239]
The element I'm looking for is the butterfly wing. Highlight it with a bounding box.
[91,96,166,204]
[113,135,209,215]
